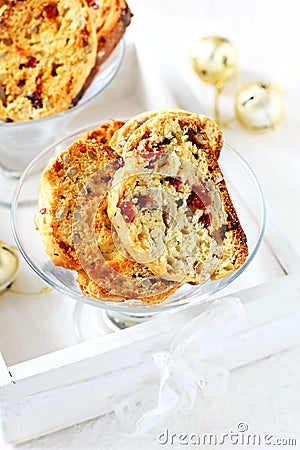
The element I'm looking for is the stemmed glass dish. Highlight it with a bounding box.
[11,124,266,335]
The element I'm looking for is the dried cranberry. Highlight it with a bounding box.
[187,184,211,209]
[43,3,59,19]
[40,208,47,215]
[119,201,135,223]
[139,140,164,159]
[165,176,182,190]
[17,79,26,87]
[221,224,227,240]
[78,26,89,47]
[51,63,61,77]
[27,91,43,109]
[53,159,63,173]
[200,212,212,228]
[87,0,99,8]
[137,194,152,208]
[187,128,208,149]
[19,56,37,69]
[113,157,124,169]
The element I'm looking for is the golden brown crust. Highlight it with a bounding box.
[0,0,97,122]
[88,0,132,64]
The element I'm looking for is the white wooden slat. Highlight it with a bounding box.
[1,275,300,444]
[0,273,297,411]
[8,272,300,385]
[0,353,10,387]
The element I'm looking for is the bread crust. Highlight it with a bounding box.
[88,0,132,64]
[0,0,97,122]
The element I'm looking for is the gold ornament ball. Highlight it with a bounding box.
[0,242,19,295]
[191,36,238,85]
[235,81,285,131]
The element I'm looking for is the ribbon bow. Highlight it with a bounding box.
[112,297,244,435]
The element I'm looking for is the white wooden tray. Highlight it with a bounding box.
[0,40,299,445]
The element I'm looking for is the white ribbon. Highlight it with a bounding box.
[112,297,244,435]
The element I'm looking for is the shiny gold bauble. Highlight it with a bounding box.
[0,241,19,294]
[191,36,238,85]
[235,81,285,131]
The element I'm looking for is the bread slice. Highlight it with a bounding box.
[88,0,132,64]
[110,109,223,159]
[0,0,97,122]
[75,193,179,303]
[35,120,124,270]
[108,111,248,281]
[35,120,179,303]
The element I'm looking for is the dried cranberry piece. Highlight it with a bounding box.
[87,0,99,8]
[113,157,124,169]
[40,208,47,215]
[53,159,63,173]
[137,194,153,208]
[139,140,164,159]
[27,91,43,109]
[78,26,89,47]
[43,3,59,19]
[200,212,212,228]
[119,201,135,223]
[165,176,182,190]
[19,56,37,69]
[17,79,25,87]
[187,184,211,210]
[220,224,227,240]
[187,128,208,149]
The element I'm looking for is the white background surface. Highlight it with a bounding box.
[4,0,300,448]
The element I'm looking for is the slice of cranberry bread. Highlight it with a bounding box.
[0,0,97,122]
[35,120,180,303]
[108,111,248,281]
[35,120,124,270]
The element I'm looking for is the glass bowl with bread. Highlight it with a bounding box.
[0,0,131,205]
[12,110,266,334]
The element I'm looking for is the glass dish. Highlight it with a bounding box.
[0,41,125,206]
[12,125,266,332]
